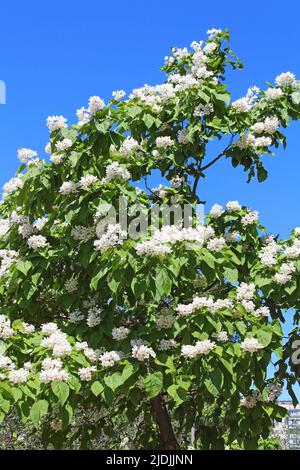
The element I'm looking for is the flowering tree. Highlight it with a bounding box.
[1,28,300,450]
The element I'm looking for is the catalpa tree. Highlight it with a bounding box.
[1,28,300,450]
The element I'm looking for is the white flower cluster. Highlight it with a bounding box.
[3,176,24,199]
[135,225,212,256]
[103,162,131,183]
[212,331,228,342]
[99,350,121,367]
[71,225,96,241]
[236,282,255,301]
[251,116,279,135]
[40,323,72,357]
[0,315,14,339]
[64,278,78,293]
[156,309,174,329]
[274,263,296,285]
[275,72,296,87]
[181,339,215,358]
[27,235,48,250]
[69,308,84,323]
[76,96,105,126]
[241,210,259,226]
[0,250,18,279]
[78,174,98,190]
[59,181,78,195]
[94,224,127,253]
[112,326,130,340]
[240,338,264,353]
[232,86,260,113]
[158,339,177,351]
[46,115,67,133]
[226,200,242,212]
[177,296,232,317]
[267,382,282,401]
[112,90,126,101]
[131,341,156,361]
[40,358,69,383]
[17,148,38,163]
[155,136,174,149]
[78,366,97,381]
[87,306,102,327]
[209,204,224,218]
[206,237,226,252]
[55,138,73,152]
[193,102,214,117]
[8,368,29,384]
[259,236,281,266]
[240,391,261,408]
[177,129,189,145]
[255,306,270,317]
[265,87,284,100]
[284,237,300,260]
[22,322,35,334]
[118,137,140,158]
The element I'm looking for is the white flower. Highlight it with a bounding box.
[87,306,102,327]
[59,181,78,195]
[55,138,73,152]
[112,90,126,101]
[155,136,174,148]
[50,419,63,432]
[207,28,222,39]
[17,148,38,163]
[78,174,98,190]
[118,137,140,158]
[206,237,226,252]
[0,355,15,370]
[265,88,284,100]
[94,224,126,253]
[156,311,174,330]
[45,143,51,154]
[103,162,131,182]
[241,210,259,226]
[71,225,95,241]
[241,300,255,313]
[99,351,121,367]
[226,200,242,212]
[46,115,67,132]
[88,96,105,115]
[41,322,58,335]
[209,204,224,218]
[236,282,255,301]
[65,278,78,293]
[255,306,270,317]
[274,263,296,285]
[193,103,214,117]
[158,339,177,351]
[78,366,97,381]
[251,122,265,134]
[177,129,189,144]
[240,338,264,353]
[22,323,35,334]
[27,235,48,250]
[132,343,156,361]
[40,368,69,383]
[135,241,172,256]
[18,223,35,238]
[69,309,84,323]
[212,331,228,342]
[41,330,72,358]
[236,134,255,149]
[264,116,279,134]
[275,72,296,87]
[3,176,24,198]
[181,339,215,358]
[33,217,48,231]
[50,153,65,165]
[8,368,29,384]
[112,327,129,340]
[254,136,272,148]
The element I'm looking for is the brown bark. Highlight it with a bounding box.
[151,394,180,450]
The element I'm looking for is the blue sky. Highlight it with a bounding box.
[1,1,300,399]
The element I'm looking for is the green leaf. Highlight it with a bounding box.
[291,90,300,105]
[204,369,223,397]
[91,381,104,397]
[30,400,49,429]
[16,260,32,276]
[256,328,272,347]
[51,381,69,406]
[144,372,163,399]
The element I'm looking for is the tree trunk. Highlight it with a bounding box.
[151,394,180,450]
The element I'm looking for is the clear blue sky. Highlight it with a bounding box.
[1,1,300,399]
